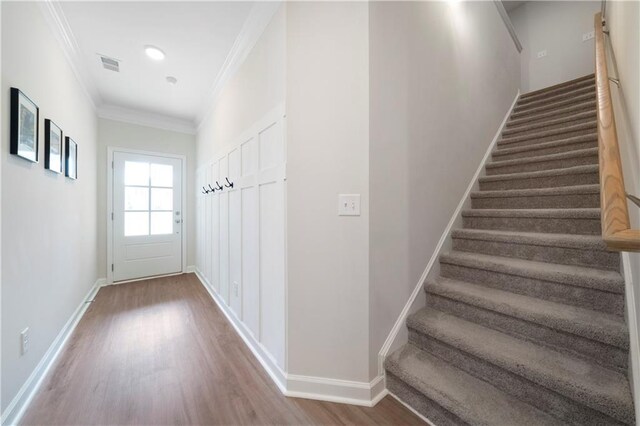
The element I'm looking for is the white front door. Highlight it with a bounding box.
[112,151,183,282]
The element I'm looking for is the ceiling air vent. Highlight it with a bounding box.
[100,55,120,72]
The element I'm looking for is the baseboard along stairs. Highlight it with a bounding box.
[385,74,637,425]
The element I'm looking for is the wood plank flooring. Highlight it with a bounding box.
[20,274,423,425]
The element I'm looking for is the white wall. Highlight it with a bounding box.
[286,2,370,383]
[368,0,520,379]
[1,1,98,414]
[197,6,285,166]
[606,0,640,416]
[96,118,196,277]
[509,1,600,92]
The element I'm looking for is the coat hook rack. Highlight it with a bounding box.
[225,177,234,188]
[216,181,224,191]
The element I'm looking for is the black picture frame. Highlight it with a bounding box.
[10,87,40,163]
[45,119,64,174]
[65,137,78,180]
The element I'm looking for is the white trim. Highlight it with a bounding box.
[186,265,197,273]
[192,270,385,407]
[38,0,101,109]
[621,252,640,422]
[101,272,185,287]
[106,147,188,284]
[1,279,103,426]
[98,105,197,135]
[196,2,281,129]
[376,91,521,375]
[493,0,523,53]
[388,392,437,426]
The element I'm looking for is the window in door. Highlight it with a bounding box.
[124,161,174,236]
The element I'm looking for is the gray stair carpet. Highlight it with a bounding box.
[385,75,636,425]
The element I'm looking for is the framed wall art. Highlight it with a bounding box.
[10,87,39,163]
[65,137,78,180]
[45,119,63,174]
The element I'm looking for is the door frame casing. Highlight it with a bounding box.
[106,146,187,284]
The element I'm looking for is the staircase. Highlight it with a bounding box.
[385,74,636,425]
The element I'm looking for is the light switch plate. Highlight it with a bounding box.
[536,49,548,59]
[338,194,361,216]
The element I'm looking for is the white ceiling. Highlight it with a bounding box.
[58,1,255,127]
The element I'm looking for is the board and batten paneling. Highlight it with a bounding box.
[195,105,286,370]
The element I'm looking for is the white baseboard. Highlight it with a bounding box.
[1,278,104,426]
[286,374,387,407]
[186,265,196,273]
[621,252,640,422]
[193,269,385,407]
[376,90,521,375]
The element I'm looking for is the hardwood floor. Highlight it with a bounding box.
[20,274,423,425]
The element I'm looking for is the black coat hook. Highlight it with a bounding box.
[216,181,224,191]
[208,184,216,193]
[225,177,234,188]
[202,186,209,194]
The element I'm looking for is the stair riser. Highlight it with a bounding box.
[479,171,599,191]
[451,237,620,270]
[509,102,596,126]
[499,127,596,148]
[503,116,596,138]
[439,262,624,315]
[520,79,595,103]
[517,87,595,110]
[408,330,626,425]
[462,215,601,235]
[427,294,627,371]
[512,94,597,118]
[493,139,597,161]
[514,91,596,114]
[471,193,600,209]
[385,373,464,426]
[486,154,598,175]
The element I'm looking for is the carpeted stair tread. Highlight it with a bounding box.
[498,121,597,146]
[511,91,597,118]
[425,277,628,348]
[486,147,598,174]
[462,207,600,219]
[502,111,596,137]
[471,184,600,209]
[451,228,620,270]
[508,100,596,125]
[519,74,594,101]
[439,251,624,294]
[493,134,597,160]
[384,344,563,426]
[471,184,599,199]
[451,228,610,251]
[515,89,596,114]
[478,164,599,190]
[516,85,595,109]
[406,309,635,424]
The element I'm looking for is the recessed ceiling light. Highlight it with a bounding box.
[166,76,178,85]
[144,45,165,61]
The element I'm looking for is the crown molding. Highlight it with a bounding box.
[98,104,197,135]
[38,0,103,109]
[196,1,281,130]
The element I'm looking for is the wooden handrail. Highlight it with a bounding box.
[594,12,640,252]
